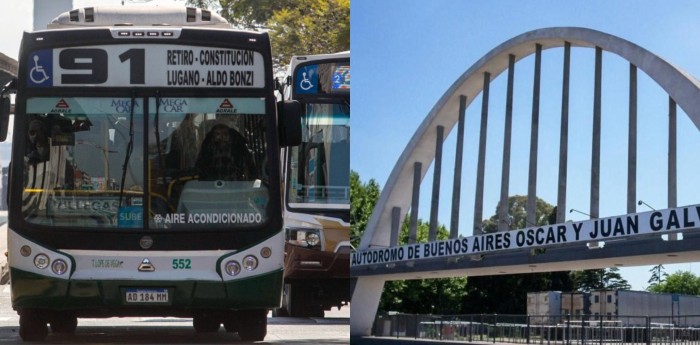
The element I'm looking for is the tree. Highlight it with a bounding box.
[350,170,381,249]
[647,264,668,290]
[218,0,294,29]
[349,171,468,314]
[185,0,220,10]
[268,0,350,69]
[648,271,700,295]
[218,0,350,72]
[570,267,631,292]
[481,195,554,232]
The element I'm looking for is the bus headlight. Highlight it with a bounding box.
[52,259,68,275]
[242,255,258,271]
[285,228,322,249]
[20,245,32,257]
[306,232,321,247]
[34,254,50,269]
[224,260,241,276]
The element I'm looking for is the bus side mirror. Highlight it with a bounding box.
[278,100,302,147]
[274,77,284,95]
[0,79,16,142]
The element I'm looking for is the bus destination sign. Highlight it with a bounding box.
[27,45,265,88]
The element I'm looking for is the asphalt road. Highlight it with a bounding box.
[0,284,350,344]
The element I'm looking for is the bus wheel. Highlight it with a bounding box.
[192,314,221,332]
[19,309,48,341]
[50,314,78,333]
[236,310,267,341]
[285,283,309,317]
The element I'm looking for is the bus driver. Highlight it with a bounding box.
[195,123,257,181]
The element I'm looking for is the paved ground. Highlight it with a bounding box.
[351,338,513,345]
[0,283,349,344]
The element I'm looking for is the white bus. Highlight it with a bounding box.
[0,6,300,341]
[279,52,351,317]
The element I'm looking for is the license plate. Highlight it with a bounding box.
[124,288,169,304]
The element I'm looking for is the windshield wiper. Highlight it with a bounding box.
[118,91,136,208]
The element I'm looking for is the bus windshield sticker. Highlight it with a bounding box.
[118,206,144,228]
[27,45,265,88]
[49,197,120,216]
[27,49,53,87]
[154,212,263,225]
[296,64,318,94]
[332,65,350,90]
[27,97,143,115]
[154,97,265,115]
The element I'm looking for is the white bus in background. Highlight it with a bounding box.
[278,52,351,317]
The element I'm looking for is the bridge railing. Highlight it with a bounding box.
[373,313,700,345]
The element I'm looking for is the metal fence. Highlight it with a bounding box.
[373,314,700,345]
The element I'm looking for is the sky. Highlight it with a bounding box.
[1,1,699,292]
[351,0,700,291]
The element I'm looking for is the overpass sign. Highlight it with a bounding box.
[351,205,700,267]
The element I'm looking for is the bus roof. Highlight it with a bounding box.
[286,51,349,81]
[289,51,349,65]
[47,6,231,29]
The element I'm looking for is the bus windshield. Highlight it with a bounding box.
[150,97,269,229]
[286,102,349,208]
[22,96,269,229]
[22,97,144,228]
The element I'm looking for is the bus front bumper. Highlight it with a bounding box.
[10,267,283,317]
[283,244,350,280]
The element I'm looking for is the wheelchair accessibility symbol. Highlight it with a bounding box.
[27,50,53,87]
[299,72,314,91]
[30,55,50,84]
[296,65,318,94]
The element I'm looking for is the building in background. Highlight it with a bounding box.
[561,291,589,317]
[527,291,562,325]
[528,290,700,326]
[34,0,73,30]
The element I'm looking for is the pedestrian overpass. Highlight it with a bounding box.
[350,27,700,337]
[0,53,17,87]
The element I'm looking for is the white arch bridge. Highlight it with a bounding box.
[351,27,700,337]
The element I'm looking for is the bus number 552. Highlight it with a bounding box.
[172,258,191,269]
